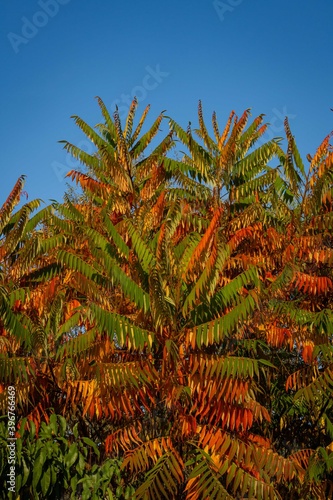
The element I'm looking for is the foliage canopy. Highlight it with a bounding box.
[1,98,333,499]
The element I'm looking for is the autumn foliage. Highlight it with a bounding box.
[1,99,333,498]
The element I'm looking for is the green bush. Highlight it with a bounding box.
[0,415,135,499]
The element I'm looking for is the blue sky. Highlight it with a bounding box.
[1,0,332,205]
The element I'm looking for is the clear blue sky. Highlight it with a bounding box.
[1,0,332,205]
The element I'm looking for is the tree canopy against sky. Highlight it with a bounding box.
[1,99,333,499]
[2,0,333,204]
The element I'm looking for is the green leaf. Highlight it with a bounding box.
[32,448,47,490]
[40,467,51,496]
[22,456,30,487]
[73,423,79,439]
[65,443,79,469]
[81,437,100,458]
